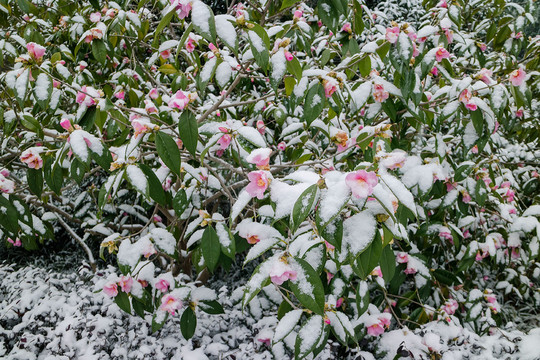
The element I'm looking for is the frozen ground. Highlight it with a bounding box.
[1,256,539,360]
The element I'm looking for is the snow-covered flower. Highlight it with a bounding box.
[160,293,183,315]
[168,90,196,110]
[269,258,297,285]
[341,22,352,34]
[293,9,303,20]
[385,26,400,44]
[89,12,101,22]
[20,148,43,169]
[372,83,389,103]
[155,278,170,293]
[0,173,15,194]
[217,130,232,150]
[60,118,73,132]
[508,67,526,86]
[435,46,450,62]
[379,150,407,170]
[246,170,269,199]
[246,148,271,170]
[26,42,46,61]
[442,299,458,315]
[396,252,409,263]
[103,281,118,297]
[144,99,158,113]
[476,68,493,84]
[170,0,192,19]
[118,276,133,293]
[323,78,338,98]
[345,170,378,199]
[148,88,159,99]
[76,86,102,107]
[84,28,103,43]
[277,142,286,151]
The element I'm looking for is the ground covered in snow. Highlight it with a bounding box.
[1,251,539,359]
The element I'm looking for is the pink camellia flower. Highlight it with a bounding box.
[478,42,487,51]
[277,142,286,151]
[246,148,272,170]
[443,299,458,315]
[396,252,409,263]
[370,266,383,277]
[293,9,303,20]
[380,150,407,170]
[462,190,472,203]
[0,174,15,194]
[435,46,450,62]
[7,238,22,247]
[76,85,101,107]
[256,120,266,135]
[118,276,133,293]
[366,320,385,336]
[53,79,61,88]
[160,293,183,315]
[372,83,389,103]
[114,90,125,100]
[186,38,196,52]
[345,170,378,199]
[323,78,338,98]
[90,12,101,22]
[284,50,294,61]
[160,49,171,59]
[459,89,472,103]
[465,99,477,111]
[439,230,453,242]
[105,8,118,18]
[0,169,9,177]
[269,258,297,285]
[148,88,159,99]
[208,42,219,54]
[79,61,88,72]
[246,170,269,199]
[431,66,439,76]
[515,109,524,118]
[144,99,158,113]
[463,229,471,238]
[217,133,232,150]
[155,279,170,293]
[103,281,118,297]
[168,90,190,110]
[132,119,152,138]
[385,26,400,44]
[512,32,523,39]
[470,145,478,155]
[60,118,73,132]
[438,0,448,8]
[508,67,526,86]
[477,68,493,84]
[342,22,352,34]
[20,148,43,169]
[505,189,515,202]
[170,0,192,19]
[444,29,453,43]
[27,42,46,61]
[404,263,417,274]
[84,28,103,43]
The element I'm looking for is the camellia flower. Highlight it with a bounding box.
[148,88,159,99]
[442,299,458,315]
[437,0,448,8]
[293,9,303,20]
[170,0,192,19]
[217,133,232,150]
[60,118,73,132]
[277,142,286,151]
[476,68,493,84]
[459,89,472,103]
[76,86,102,107]
[103,281,118,297]
[118,276,133,293]
[396,252,409,263]
[186,38,196,52]
[114,90,125,100]
[168,90,190,110]
[478,42,487,51]
[160,49,171,59]
[372,83,389,103]
[385,26,400,44]
[160,294,183,315]
[144,99,158,114]
[269,258,297,285]
[79,61,88,72]
[155,278,170,293]
[508,67,526,86]
[0,174,15,194]
[246,170,269,199]
[366,322,385,336]
[20,148,43,169]
[246,148,272,170]
[341,22,352,34]
[7,238,22,247]
[431,67,438,76]
[435,46,450,62]
[84,28,103,43]
[404,263,417,274]
[323,78,338,98]
[26,42,46,61]
[380,150,407,170]
[345,170,378,199]
[284,50,294,61]
[90,12,101,22]
[256,120,266,135]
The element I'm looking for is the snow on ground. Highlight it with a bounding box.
[0,261,538,359]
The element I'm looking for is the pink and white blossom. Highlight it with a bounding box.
[246,170,269,199]
[508,67,526,86]
[269,258,297,285]
[345,170,378,199]
[385,26,400,44]
[27,42,46,61]
[246,148,272,169]
[160,294,183,315]
[20,148,43,169]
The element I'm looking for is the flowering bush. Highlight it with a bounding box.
[0,0,538,358]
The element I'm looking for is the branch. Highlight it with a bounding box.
[55,215,96,272]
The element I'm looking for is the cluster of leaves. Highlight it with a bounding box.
[0,0,538,358]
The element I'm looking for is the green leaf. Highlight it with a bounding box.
[352,231,382,279]
[316,213,342,250]
[191,2,217,43]
[138,163,167,205]
[471,109,484,135]
[156,131,181,176]
[158,64,178,75]
[353,0,364,34]
[317,0,342,32]
[27,168,43,197]
[199,300,224,314]
[44,159,63,195]
[248,24,270,72]
[280,0,299,10]
[289,258,325,315]
[0,195,19,234]
[286,56,303,80]
[180,307,197,339]
[356,132,374,151]
[433,269,461,286]
[132,297,146,318]
[92,39,107,64]
[284,77,296,96]
[114,291,131,314]
[454,163,474,182]
[291,184,319,233]
[201,226,221,272]
[178,111,198,157]
[303,83,325,125]
[355,283,370,316]
[153,9,175,48]
[151,313,168,332]
[376,41,391,60]
[380,245,396,282]
[173,189,189,217]
[358,55,371,77]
